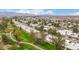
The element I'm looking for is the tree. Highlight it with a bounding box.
[0,35,4,50]
[0,18,9,32]
[52,32,65,50]
[52,36,65,50]
[35,31,46,45]
[30,31,36,43]
[13,30,22,41]
[48,28,53,34]
[73,27,78,33]
[0,24,5,31]
[48,28,58,36]
[38,25,44,31]
[40,31,45,40]
[53,22,60,27]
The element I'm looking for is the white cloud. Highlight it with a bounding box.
[15,9,53,15]
[16,10,27,13]
[68,12,79,15]
[45,10,53,15]
[72,12,79,15]
[29,9,45,15]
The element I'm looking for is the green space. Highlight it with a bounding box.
[0,18,62,50]
[12,27,56,50]
[10,43,39,50]
[35,42,56,50]
[14,27,32,42]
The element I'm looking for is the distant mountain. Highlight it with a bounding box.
[0,12,32,16]
[0,12,54,16]
[0,12,79,16]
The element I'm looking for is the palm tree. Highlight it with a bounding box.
[40,31,45,40]
[52,33,65,50]
[0,35,4,50]
[30,31,36,43]
[54,37,65,50]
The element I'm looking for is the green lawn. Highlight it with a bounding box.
[10,43,39,50]
[12,26,56,50]
[15,28,32,42]
[20,30,32,42]
[35,42,56,50]
[16,44,39,50]
[41,43,56,50]
[19,31,56,50]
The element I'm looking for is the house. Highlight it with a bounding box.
[57,29,79,38]
[45,34,53,42]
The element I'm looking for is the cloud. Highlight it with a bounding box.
[15,9,53,15]
[29,9,45,15]
[45,10,53,15]
[68,12,79,15]
[15,9,28,13]
[72,12,79,15]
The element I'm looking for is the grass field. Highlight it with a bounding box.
[14,27,56,50]
[14,28,32,42]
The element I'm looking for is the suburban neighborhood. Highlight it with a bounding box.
[0,15,79,50]
[0,9,79,50]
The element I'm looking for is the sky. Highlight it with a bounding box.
[0,9,79,15]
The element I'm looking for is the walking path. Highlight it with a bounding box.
[19,42,44,50]
[9,28,44,50]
